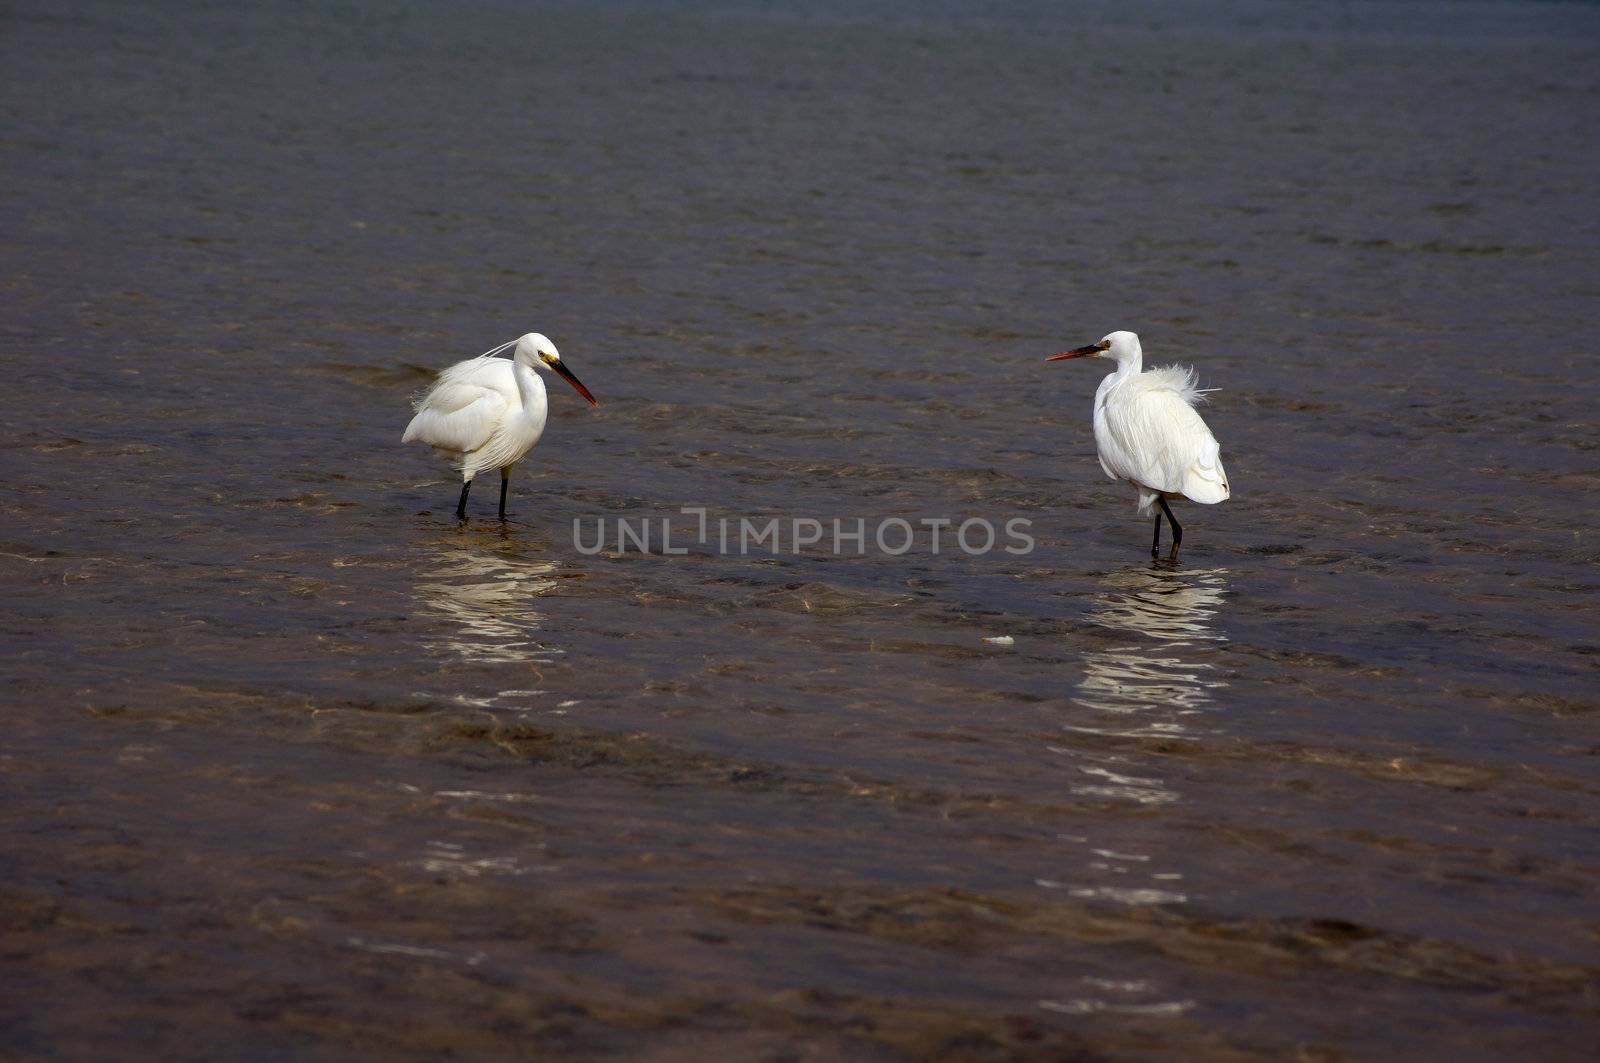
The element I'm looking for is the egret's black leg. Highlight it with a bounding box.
[1151,511,1163,559]
[1157,497,1183,561]
[498,470,510,521]
[455,479,472,522]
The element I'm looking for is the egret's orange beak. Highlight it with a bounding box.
[552,360,599,406]
[1046,343,1103,361]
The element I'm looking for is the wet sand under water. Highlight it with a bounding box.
[4,1,1600,1059]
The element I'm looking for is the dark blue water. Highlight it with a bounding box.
[3,1,1598,1057]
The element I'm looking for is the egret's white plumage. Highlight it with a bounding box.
[402,332,598,521]
[1049,330,1230,559]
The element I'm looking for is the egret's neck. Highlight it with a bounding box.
[1109,348,1142,381]
[513,359,548,416]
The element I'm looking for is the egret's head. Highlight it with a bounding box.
[1046,329,1141,363]
[514,332,599,406]
[514,332,562,367]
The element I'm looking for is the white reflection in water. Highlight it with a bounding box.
[417,839,555,878]
[1060,567,1230,804]
[1041,567,1233,917]
[1035,961,1197,1022]
[1072,566,1230,731]
[414,546,563,665]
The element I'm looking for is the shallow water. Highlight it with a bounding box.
[3,1,1599,1058]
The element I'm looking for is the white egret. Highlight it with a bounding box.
[402,332,598,522]
[1047,330,1229,560]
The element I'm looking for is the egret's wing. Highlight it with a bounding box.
[401,382,506,454]
[1183,437,1230,504]
[1101,381,1226,501]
